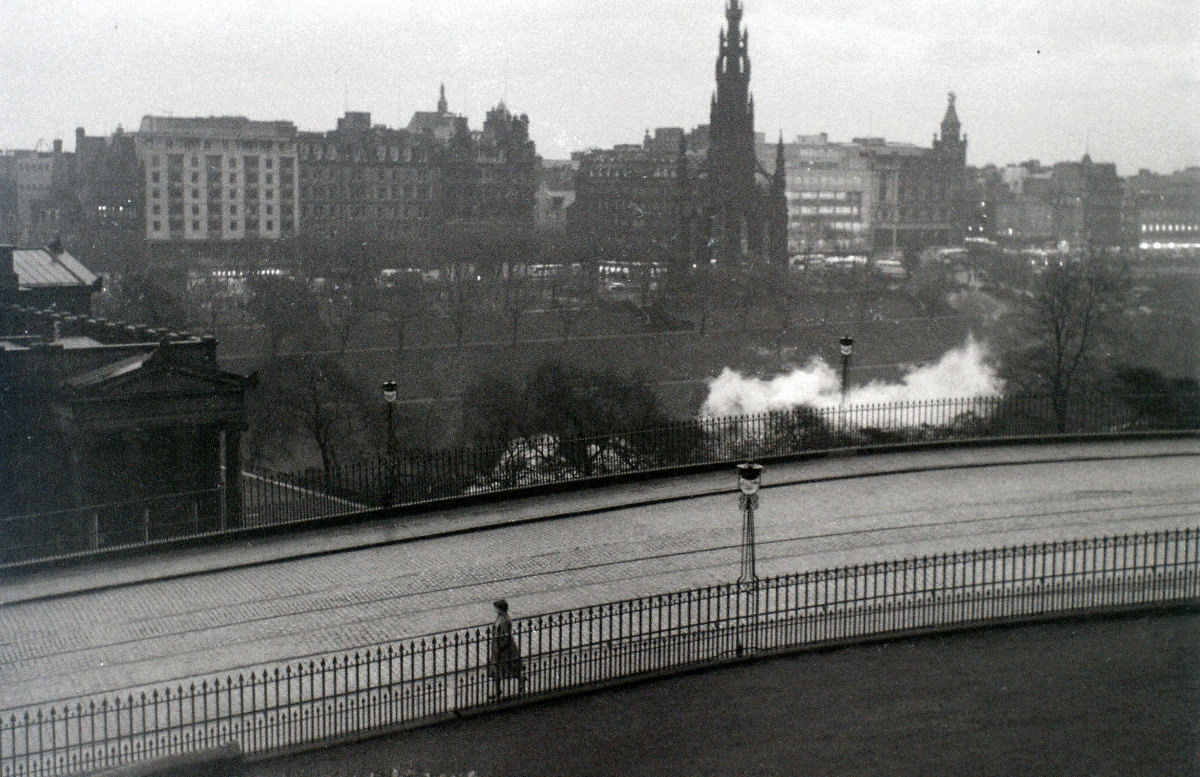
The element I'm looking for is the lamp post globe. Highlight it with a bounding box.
[737,462,763,495]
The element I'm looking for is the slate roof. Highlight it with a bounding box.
[14,248,99,288]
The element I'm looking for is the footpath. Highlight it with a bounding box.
[4,436,1196,606]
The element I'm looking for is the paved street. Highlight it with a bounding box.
[1,438,1197,712]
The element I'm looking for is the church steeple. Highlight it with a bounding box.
[933,91,967,165]
[437,83,448,114]
[940,91,961,142]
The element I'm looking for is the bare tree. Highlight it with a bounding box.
[434,258,480,349]
[498,263,536,344]
[250,354,372,475]
[1002,252,1130,429]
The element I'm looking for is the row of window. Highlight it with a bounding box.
[145,138,294,152]
[150,187,294,201]
[299,144,430,163]
[797,205,861,216]
[150,170,293,186]
[300,166,429,183]
[300,184,432,201]
[150,218,294,233]
[791,190,863,202]
[301,204,428,220]
[1141,223,1199,232]
[788,220,867,233]
[152,203,289,217]
[150,154,295,170]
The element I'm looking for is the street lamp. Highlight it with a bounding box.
[736,462,763,584]
[381,380,398,504]
[839,335,854,405]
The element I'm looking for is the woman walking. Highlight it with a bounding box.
[488,599,525,698]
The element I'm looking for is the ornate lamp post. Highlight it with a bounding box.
[381,380,398,504]
[839,335,854,405]
[736,462,763,584]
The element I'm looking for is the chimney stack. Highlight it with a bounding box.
[0,245,18,296]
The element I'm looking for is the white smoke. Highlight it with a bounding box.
[701,336,1003,417]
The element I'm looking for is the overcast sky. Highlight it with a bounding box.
[3,0,1196,173]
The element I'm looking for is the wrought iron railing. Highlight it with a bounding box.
[3,392,1196,566]
[3,528,1198,777]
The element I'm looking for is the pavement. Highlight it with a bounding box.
[1,437,1197,710]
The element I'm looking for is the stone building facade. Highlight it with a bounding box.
[297,111,440,242]
[0,245,252,562]
[134,116,300,243]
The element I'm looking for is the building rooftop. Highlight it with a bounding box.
[13,246,98,289]
[138,115,297,139]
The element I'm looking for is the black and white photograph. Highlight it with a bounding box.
[1,1,1197,774]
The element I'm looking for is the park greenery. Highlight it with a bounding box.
[89,230,1199,475]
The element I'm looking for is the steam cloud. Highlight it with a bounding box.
[701,337,1004,417]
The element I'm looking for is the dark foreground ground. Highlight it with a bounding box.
[253,611,1200,777]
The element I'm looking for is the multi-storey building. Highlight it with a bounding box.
[73,126,143,234]
[1122,167,1200,255]
[297,111,440,242]
[439,101,540,228]
[535,160,576,232]
[570,131,689,265]
[755,94,968,260]
[764,134,874,256]
[993,156,1122,250]
[0,141,75,245]
[135,116,300,243]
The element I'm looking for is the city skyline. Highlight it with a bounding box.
[2,0,1197,173]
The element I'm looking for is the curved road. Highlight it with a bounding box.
[1,439,1197,710]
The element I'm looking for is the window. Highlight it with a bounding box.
[191,172,199,183]
[191,204,200,215]
[230,221,238,230]
[152,189,161,199]
[153,220,161,231]
[230,173,238,184]
[151,172,161,183]
[266,220,273,230]
[230,189,237,198]
[152,205,161,215]
[192,220,200,230]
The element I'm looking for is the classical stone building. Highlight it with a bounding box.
[0,245,252,562]
[438,101,540,228]
[297,111,440,242]
[570,130,690,266]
